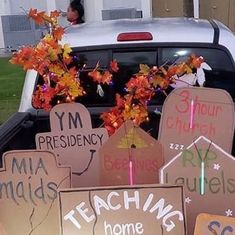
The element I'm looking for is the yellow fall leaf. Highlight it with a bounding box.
[139,64,150,75]
[63,44,72,59]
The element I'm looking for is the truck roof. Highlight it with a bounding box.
[62,17,234,48]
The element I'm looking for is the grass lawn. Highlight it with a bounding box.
[0,57,25,124]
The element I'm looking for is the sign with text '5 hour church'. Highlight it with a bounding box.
[35,103,109,187]
[158,87,235,163]
[0,150,71,235]
[59,185,186,235]
[160,136,235,235]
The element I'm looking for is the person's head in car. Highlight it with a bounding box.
[67,0,84,25]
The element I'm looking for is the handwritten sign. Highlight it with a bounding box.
[99,121,164,186]
[59,185,186,235]
[160,136,235,234]
[158,87,235,163]
[194,213,235,235]
[36,103,109,187]
[0,150,71,235]
[0,223,7,235]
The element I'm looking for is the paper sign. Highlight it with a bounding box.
[35,103,109,187]
[99,121,164,186]
[0,223,7,235]
[0,150,71,235]
[160,136,235,234]
[158,87,235,163]
[59,185,186,235]
[194,213,235,235]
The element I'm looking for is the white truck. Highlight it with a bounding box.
[1,17,235,163]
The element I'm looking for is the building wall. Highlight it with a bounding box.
[84,0,152,22]
[0,0,70,49]
[199,0,235,31]
[103,0,142,9]
[152,0,193,17]
[8,0,47,14]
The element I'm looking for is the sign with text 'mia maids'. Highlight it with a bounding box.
[160,136,235,235]
[194,213,235,235]
[35,103,109,187]
[99,121,164,186]
[59,185,186,235]
[0,150,71,235]
[158,87,235,163]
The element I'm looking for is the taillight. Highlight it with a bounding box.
[117,32,153,42]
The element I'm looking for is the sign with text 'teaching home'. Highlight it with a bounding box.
[59,185,186,235]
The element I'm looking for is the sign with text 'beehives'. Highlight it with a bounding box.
[99,121,164,186]
[194,213,235,235]
[59,185,186,235]
[35,103,109,187]
[0,150,71,235]
[158,87,235,163]
[160,136,235,235]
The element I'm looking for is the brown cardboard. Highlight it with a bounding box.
[158,87,235,163]
[99,121,164,186]
[0,150,71,235]
[35,103,109,187]
[59,185,186,235]
[0,223,7,235]
[194,213,235,235]
[160,136,235,234]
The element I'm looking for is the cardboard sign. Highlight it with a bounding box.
[99,121,164,186]
[194,213,235,235]
[59,185,186,235]
[0,150,71,235]
[158,87,235,163]
[35,103,109,187]
[160,136,235,234]
[0,223,7,235]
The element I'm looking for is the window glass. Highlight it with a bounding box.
[34,47,235,110]
[73,50,109,68]
[72,50,112,106]
[159,48,235,100]
[159,48,234,71]
[112,51,157,95]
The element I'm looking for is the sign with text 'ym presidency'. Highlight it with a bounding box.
[0,150,71,235]
[158,87,235,163]
[36,103,109,187]
[59,185,186,235]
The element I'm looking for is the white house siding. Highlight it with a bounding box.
[0,0,152,49]
[103,0,142,9]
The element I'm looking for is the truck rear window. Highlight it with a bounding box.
[35,46,235,108]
